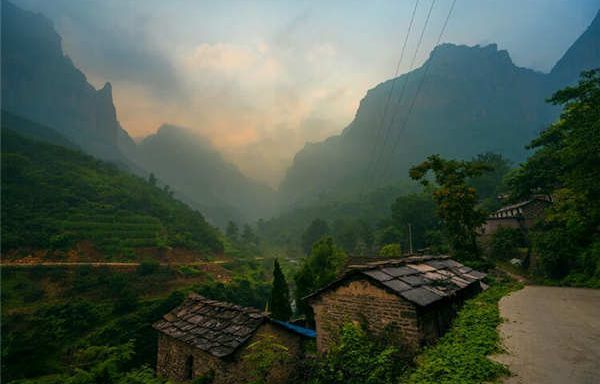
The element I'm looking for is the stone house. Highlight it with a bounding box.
[305,255,486,353]
[153,293,315,384]
[482,196,552,237]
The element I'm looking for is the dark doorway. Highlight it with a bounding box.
[185,355,194,380]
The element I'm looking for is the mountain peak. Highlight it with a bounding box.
[551,9,600,83]
[427,43,514,69]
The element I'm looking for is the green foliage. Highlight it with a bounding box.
[195,275,271,310]
[1,129,223,256]
[390,193,439,250]
[137,259,161,276]
[242,335,293,384]
[294,237,347,321]
[226,221,239,241]
[378,243,402,258]
[407,282,522,384]
[508,69,600,284]
[410,155,491,260]
[306,323,402,384]
[489,228,526,260]
[268,259,292,321]
[301,219,330,254]
[468,152,512,212]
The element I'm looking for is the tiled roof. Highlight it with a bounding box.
[306,255,486,307]
[153,293,267,358]
[488,197,552,219]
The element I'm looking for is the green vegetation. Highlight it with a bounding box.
[508,69,600,286]
[268,259,292,321]
[306,323,404,384]
[488,228,527,261]
[2,261,271,384]
[294,237,347,322]
[1,128,223,257]
[410,155,492,261]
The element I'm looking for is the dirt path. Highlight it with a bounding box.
[494,286,600,384]
[0,260,230,267]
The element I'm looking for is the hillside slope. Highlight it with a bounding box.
[1,126,223,257]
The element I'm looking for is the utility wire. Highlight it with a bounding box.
[360,0,420,195]
[375,0,457,185]
[365,0,437,189]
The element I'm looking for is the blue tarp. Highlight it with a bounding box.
[272,319,316,338]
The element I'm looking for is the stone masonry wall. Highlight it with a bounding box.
[311,279,421,353]
[156,323,304,384]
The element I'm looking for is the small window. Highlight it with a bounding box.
[185,355,194,380]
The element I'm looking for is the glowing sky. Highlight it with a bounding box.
[12,0,600,186]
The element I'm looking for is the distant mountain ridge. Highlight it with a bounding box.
[137,125,277,227]
[279,11,600,208]
[1,1,275,226]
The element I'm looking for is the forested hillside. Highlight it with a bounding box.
[1,122,223,257]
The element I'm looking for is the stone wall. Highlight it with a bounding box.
[310,279,421,353]
[156,322,304,384]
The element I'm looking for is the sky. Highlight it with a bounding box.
[12,0,600,187]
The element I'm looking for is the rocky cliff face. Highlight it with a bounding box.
[1,0,136,165]
[279,11,600,208]
[551,10,600,85]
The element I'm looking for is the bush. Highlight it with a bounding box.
[489,227,525,260]
[306,323,403,384]
[378,243,402,258]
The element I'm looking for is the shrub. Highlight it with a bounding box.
[378,243,402,258]
[489,227,525,260]
[306,323,402,384]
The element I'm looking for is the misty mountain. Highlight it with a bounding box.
[137,125,276,227]
[0,0,136,166]
[279,11,600,208]
[550,10,600,85]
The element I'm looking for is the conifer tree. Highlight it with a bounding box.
[269,259,292,321]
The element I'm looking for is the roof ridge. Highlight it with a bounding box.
[348,255,450,270]
[187,293,266,314]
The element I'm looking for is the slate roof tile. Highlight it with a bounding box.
[153,293,268,358]
[313,255,487,307]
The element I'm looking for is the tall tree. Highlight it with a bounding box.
[294,237,346,322]
[509,69,600,279]
[226,221,239,241]
[268,259,292,321]
[410,155,491,260]
[242,224,258,246]
[301,219,330,254]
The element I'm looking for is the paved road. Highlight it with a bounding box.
[495,286,600,384]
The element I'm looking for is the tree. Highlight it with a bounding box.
[226,221,239,241]
[468,152,512,212]
[268,259,292,321]
[508,69,600,281]
[410,155,491,260]
[301,219,330,254]
[294,237,346,322]
[242,224,258,246]
[390,193,438,250]
[148,173,157,187]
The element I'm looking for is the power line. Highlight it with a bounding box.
[360,0,420,195]
[365,0,437,189]
[375,0,457,185]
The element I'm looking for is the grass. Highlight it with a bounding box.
[406,278,523,384]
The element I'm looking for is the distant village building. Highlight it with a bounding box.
[153,294,315,384]
[483,195,552,237]
[305,255,486,353]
